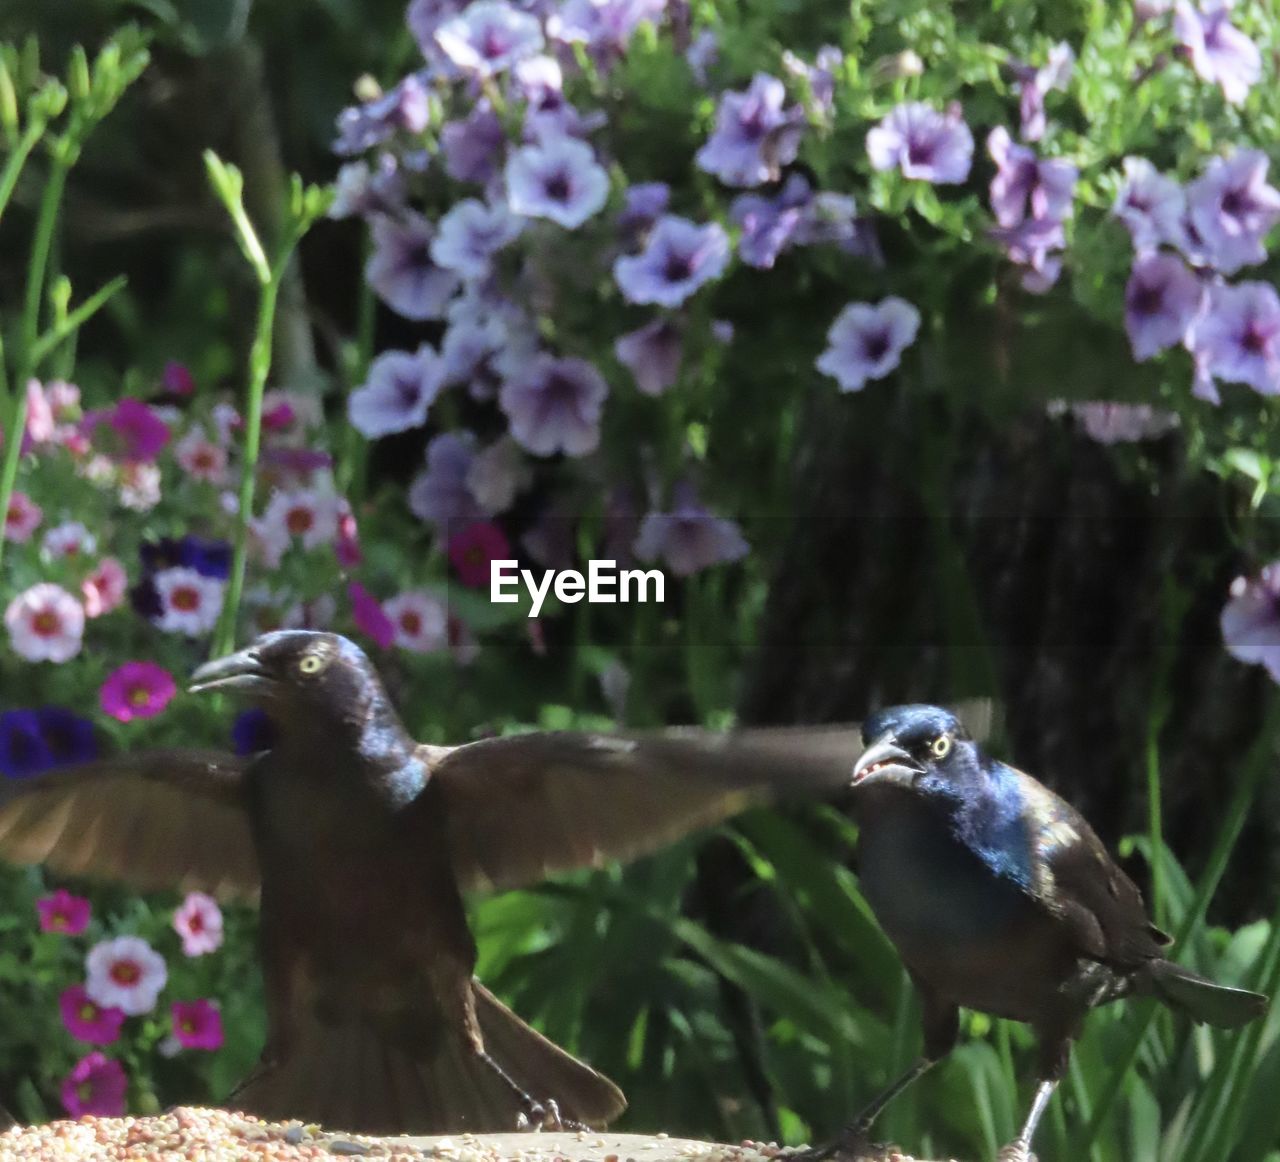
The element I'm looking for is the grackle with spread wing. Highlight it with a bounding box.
[0,630,872,1137]
[816,704,1268,1162]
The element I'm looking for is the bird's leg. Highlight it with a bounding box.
[477,1050,587,1132]
[995,1079,1057,1162]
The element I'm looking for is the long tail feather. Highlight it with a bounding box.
[1146,959,1269,1029]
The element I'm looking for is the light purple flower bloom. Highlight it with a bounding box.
[441,103,507,184]
[365,213,461,320]
[1221,563,1280,681]
[1124,254,1204,361]
[618,182,670,244]
[329,156,406,220]
[1186,150,1280,275]
[505,136,610,228]
[615,318,683,395]
[866,102,974,185]
[408,433,486,532]
[549,0,665,58]
[987,127,1077,228]
[782,45,841,119]
[435,0,545,77]
[441,290,539,400]
[1187,281,1280,396]
[686,28,718,84]
[466,436,532,513]
[730,176,810,269]
[1112,157,1186,254]
[1047,401,1180,444]
[1174,1,1260,105]
[614,215,730,307]
[333,74,432,156]
[988,217,1067,293]
[348,345,446,437]
[430,199,524,278]
[407,0,468,52]
[633,482,749,577]
[816,297,921,392]
[500,355,609,456]
[1013,42,1074,142]
[695,73,804,188]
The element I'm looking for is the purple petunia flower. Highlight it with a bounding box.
[435,0,544,77]
[505,136,610,229]
[37,888,91,935]
[430,199,524,278]
[466,435,531,514]
[782,44,841,120]
[1124,254,1205,361]
[615,318,683,395]
[349,582,396,648]
[548,0,666,59]
[407,0,467,53]
[329,156,407,221]
[500,355,609,456]
[1013,41,1074,142]
[35,706,97,766]
[730,176,811,269]
[60,985,125,1046]
[988,216,1068,292]
[1222,562,1280,681]
[99,661,177,723]
[365,213,461,320]
[61,1053,126,1119]
[348,345,446,437]
[408,432,487,533]
[172,999,224,1051]
[333,74,432,156]
[1112,157,1187,254]
[1186,281,1280,397]
[613,215,730,307]
[1186,150,1280,276]
[987,127,1077,228]
[633,482,749,577]
[617,181,671,245]
[866,101,974,185]
[1174,0,1260,106]
[686,28,718,85]
[816,297,921,392]
[441,103,507,184]
[695,73,805,188]
[1047,401,1180,444]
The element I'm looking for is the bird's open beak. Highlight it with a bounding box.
[188,646,275,696]
[850,735,925,788]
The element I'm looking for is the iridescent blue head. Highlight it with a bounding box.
[852,703,979,798]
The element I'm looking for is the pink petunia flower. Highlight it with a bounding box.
[60,1052,127,1118]
[100,662,177,723]
[152,567,224,636]
[349,582,396,648]
[85,936,167,1016]
[174,427,228,483]
[36,888,91,935]
[109,398,170,462]
[59,984,125,1046]
[81,558,128,618]
[448,522,511,588]
[42,521,97,560]
[171,999,224,1050]
[172,892,223,957]
[4,492,42,542]
[162,361,196,396]
[255,489,343,567]
[384,591,449,654]
[5,583,84,662]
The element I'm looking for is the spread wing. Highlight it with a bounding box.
[0,750,258,902]
[1013,768,1167,966]
[428,726,867,894]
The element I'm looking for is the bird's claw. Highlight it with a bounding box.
[789,1126,894,1162]
[995,1141,1036,1162]
[516,1096,582,1133]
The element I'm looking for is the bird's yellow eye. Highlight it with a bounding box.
[931,734,952,759]
[298,653,325,675]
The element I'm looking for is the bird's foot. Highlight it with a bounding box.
[995,1140,1036,1162]
[514,1097,586,1133]
[789,1126,895,1162]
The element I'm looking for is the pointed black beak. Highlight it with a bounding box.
[850,734,926,788]
[188,646,275,696]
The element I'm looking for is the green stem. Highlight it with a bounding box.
[26,275,126,369]
[1076,695,1280,1154]
[0,119,44,225]
[213,273,281,656]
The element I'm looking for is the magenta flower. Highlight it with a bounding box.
[349,582,396,648]
[60,985,125,1046]
[499,355,609,456]
[171,999,224,1051]
[37,888,91,935]
[1187,281,1280,397]
[449,521,512,588]
[633,483,749,577]
[1222,563,1280,681]
[384,591,450,653]
[1186,150,1280,276]
[1124,254,1205,361]
[60,1052,127,1118]
[615,318,683,395]
[5,583,84,663]
[85,936,167,1016]
[366,212,460,321]
[866,101,974,185]
[4,491,42,543]
[100,662,177,724]
[505,136,610,229]
[107,398,170,462]
[1174,0,1260,105]
[161,361,196,396]
[816,297,921,392]
[173,891,224,957]
[695,73,805,188]
[81,558,128,619]
[613,215,730,307]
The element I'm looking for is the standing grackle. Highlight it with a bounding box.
[817,704,1268,1162]
[0,630,873,1136]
